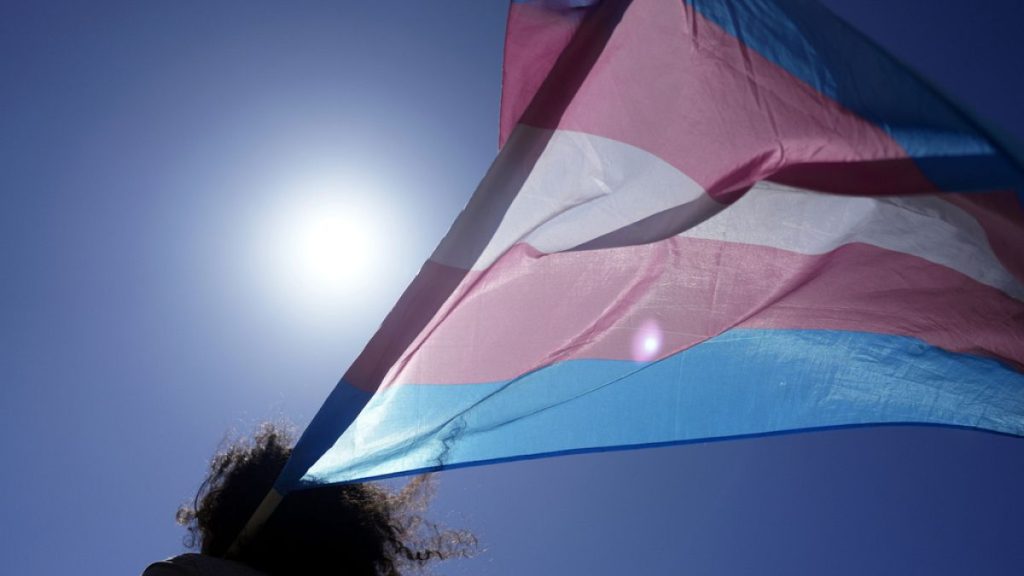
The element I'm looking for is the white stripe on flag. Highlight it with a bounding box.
[433,125,1022,301]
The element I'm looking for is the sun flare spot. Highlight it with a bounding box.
[632,319,663,362]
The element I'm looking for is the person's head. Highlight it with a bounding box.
[176,423,474,576]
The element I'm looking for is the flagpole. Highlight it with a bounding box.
[225,488,283,559]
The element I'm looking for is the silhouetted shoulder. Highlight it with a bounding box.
[142,553,267,576]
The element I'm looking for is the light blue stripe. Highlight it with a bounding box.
[296,329,1024,487]
[277,382,373,491]
[685,0,1024,194]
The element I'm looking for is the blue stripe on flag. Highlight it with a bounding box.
[685,0,1023,193]
[276,382,374,491]
[294,328,1024,487]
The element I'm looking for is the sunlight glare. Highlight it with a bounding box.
[292,204,371,293]
[267,180,390,311]
[632,319,663,362]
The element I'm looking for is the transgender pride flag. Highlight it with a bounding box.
[277,0,1024,490]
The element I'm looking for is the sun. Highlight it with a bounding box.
[267,186,386,311]
[289,200,372,295]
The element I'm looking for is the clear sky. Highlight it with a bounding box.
[2,1,1023,575]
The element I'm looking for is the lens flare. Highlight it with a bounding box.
[632,319,663,361]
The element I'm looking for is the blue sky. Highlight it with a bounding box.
[2,1,1022,574]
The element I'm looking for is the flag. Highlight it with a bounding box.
[277,0,1024,490]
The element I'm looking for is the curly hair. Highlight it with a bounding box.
[176,423,475,576]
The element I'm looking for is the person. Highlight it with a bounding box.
[143,423,474,576]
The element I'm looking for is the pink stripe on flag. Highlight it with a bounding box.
[342,260,468,392]
[510,0,937,199]
[500,3,586,148]
[378,238,1023,387]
